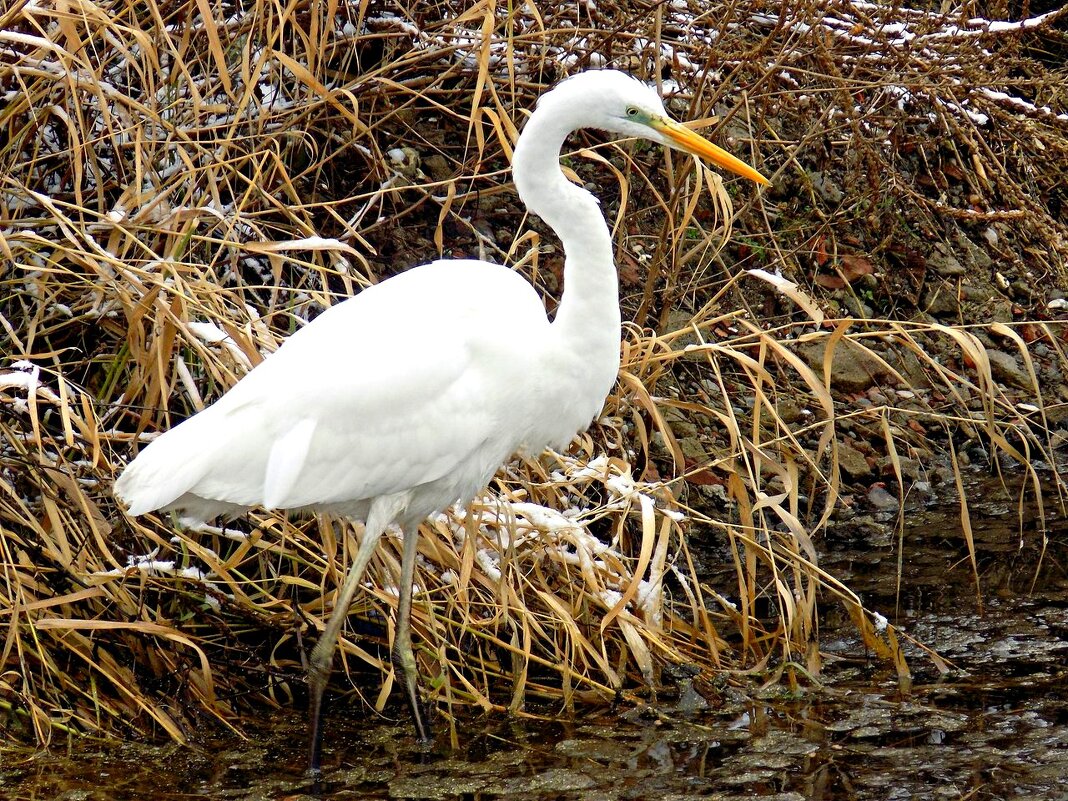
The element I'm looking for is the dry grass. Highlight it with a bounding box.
[1,0,1065,744]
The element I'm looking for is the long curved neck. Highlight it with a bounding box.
[512,106,621,351]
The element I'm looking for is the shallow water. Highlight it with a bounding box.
[3,495,1066,800]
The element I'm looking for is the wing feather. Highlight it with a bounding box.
[116,259,552,520]
[263,417,317,508]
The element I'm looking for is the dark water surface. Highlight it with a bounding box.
[3,495,1066,800]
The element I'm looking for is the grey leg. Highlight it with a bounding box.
[392,524,431,742]
[308,508,389,776]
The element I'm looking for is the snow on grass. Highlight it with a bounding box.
[439,455,677,625]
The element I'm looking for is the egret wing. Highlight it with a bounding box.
[116,260,550,518]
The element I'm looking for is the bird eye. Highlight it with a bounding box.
[626,106,639,117]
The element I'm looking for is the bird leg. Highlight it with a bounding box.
[307,514,386,777]
[392,523,431,742]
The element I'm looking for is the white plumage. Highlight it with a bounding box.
[114,69,767,776]
[118,262,579,522]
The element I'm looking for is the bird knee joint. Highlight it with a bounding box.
[391,644,416,673]
[309,642,334,684]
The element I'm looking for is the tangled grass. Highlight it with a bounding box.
[1,0,1066,745]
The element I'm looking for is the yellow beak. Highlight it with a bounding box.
[655,117,770,186]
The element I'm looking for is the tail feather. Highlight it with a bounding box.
[114,416,213,515]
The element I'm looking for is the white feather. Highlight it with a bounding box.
[112,70,767,766]
[115,260,583,523]
[263,418,317,509]
[116,70,767,528]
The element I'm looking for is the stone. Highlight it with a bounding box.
[922,283,961,317]
[986,349,1031,389]
[928,243,967,277]
[837,441,873,478]
[797,338,894,393]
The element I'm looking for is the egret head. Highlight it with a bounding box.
[542,70,769,186]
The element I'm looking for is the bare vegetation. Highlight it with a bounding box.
[1,0,1065,744]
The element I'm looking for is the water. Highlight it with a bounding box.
[2,496,1065,800]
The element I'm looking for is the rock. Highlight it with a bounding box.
[659,406,711,464]
[1009,280,1032,301]
[680,436,710,463]
[922,282,961,317]
[649,431,672,462]
[954,231,993,271]
[809,170,844,204]
[960,282,994,304]
[422,154,452,182]
[879,456,923,482]
[662,308,702,353]
[796,338,894,393]
[839,292,874,319]
[662,404,699,437]
[986,349,1032,389]
[837,442,873,479]
[775,397,806,425]
[928,243,966,277]
[989,298,1015,323]
[881,347,929,388]
[867,483,900,511]
[385,146,421,179]
[931,465,956,487]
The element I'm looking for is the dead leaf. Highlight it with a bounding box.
[618,252,642,288]
[814,273,846,289]
[943,162,965,181]
[839,254,876,282]
[684,462,725,486]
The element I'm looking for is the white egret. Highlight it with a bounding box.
[114,69,768,775]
